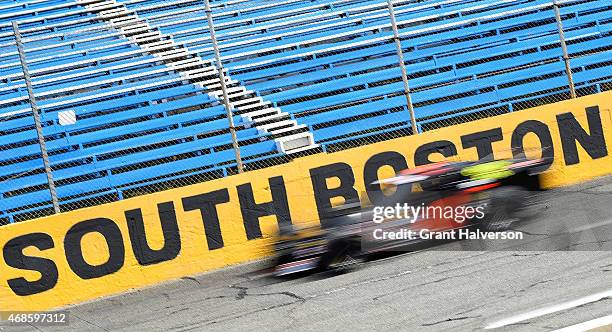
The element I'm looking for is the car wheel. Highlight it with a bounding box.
[321,240,363,273]
[479,186,528,232]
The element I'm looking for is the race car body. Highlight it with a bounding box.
[272,154,550,276]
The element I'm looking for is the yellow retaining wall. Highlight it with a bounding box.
[1,92,611,311]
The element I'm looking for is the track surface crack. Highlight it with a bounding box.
[422,315,480,326]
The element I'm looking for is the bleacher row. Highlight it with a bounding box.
[0,0,610,223]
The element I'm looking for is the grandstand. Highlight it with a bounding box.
[0,0,610,223]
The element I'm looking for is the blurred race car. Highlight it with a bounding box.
[272,154,550,277]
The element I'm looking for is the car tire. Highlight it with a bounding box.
[479,186,528,232]
[320,239,363,273]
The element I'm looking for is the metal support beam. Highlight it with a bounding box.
[387,0,419,135]
[204,0,244,173]
[12,21,61,214]
[553,0,577,99]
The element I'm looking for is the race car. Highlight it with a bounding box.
[272,153,550,276]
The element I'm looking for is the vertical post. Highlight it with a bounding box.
[12,21,61,213]
[204,0,244,173]
[553,0,577,99]
[387,0,419,135]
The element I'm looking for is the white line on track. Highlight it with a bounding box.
[485,289,612,329]
[569,219,612,233]
[552,314,612,332]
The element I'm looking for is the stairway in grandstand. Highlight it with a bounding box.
[1,0,611,223]
[78,0,316,154]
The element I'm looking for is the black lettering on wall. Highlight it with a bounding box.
[3,233,58,296]
[237,176,292,240]
[310,163,359,227]
[64,218,125,280]
[461,128,503,160]
[557,106,608,165]
[182,189,229,250]
[126,202,181,266]
[511,120,554,171]
[414,140,458,166]
[363,151,410,206]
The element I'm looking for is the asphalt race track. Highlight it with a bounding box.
[3,177,612,332]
